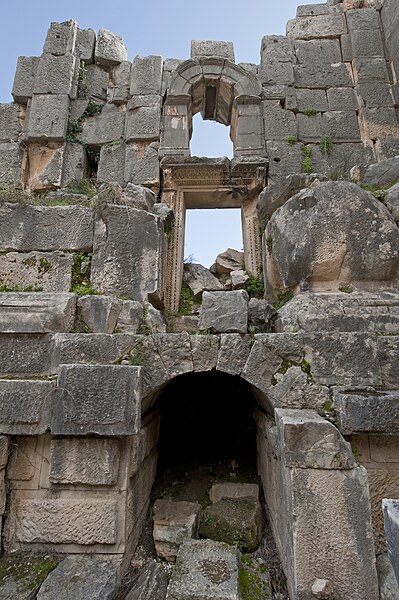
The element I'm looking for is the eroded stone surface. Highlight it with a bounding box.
[199,291,249,334]
[153,499,202,563]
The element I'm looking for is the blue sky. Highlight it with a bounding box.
[1,0,318,266]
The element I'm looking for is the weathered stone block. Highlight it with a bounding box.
[383,499,399,588]
[296,88,328,113]
[376,553,399,600]
[360,107,399,140]
[50,438,120,485]
[327,87,358,111]
[124,142,160,189]
[0,436,9,470]
[261,35,293,63]
[263,100,297,140]
[346,7,380,30]
[361,156,399,187]
[0,251,73,293]
[199,290,249,333]
[75,28,96,63]
[54,332,139,367]
[276,408,354,469]
[43,20,77,56]
[80,107,125,145]
[258,61,294,86]
[0,380,54,435]
[97,142,125,184]
[95,28,128,67]
[295,38,341,66]
[297,113,322,143]
[33,54,77,97]
[86,64,109,101]
[166,540,242,600]
[91,205,165,305]
[0,142,23,185]
[0,103,20,143]
[27,144,64,191]
[125,104,161,142]
[26,95,69,142]
[108,60,131,104]
[0,293,76,333]
[322,110,360,141]
[266,140,303,181]
[286,14,347,40]
[12,56,40,103]
[125,561,168,600]
[9,494,118,545]
[209,482,259,504]
[77,295,122,333]
[353,57,390,83]
[296,3,336,16]
[350,28,384,58]
[54,364,141,435]
[294,62,353,89]
[0,333,55,376]
[335,389,399,435]
[153,499,202,562]
[183,263,223,301]
[0,203,93,251]
[358,83,395,108]
[130,55,163,96]
[191,40,235,61]
[61,142,87,186]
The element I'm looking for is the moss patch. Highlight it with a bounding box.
[0,552,57,593]
[239,556,271,600]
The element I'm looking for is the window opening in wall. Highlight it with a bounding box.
[190,113,233,159]
[184,208,242,268]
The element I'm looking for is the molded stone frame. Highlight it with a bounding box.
[160,157,267,313]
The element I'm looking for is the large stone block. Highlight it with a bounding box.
[85,64,109,101]
[0,203,93,251]
[276,408,354,469]
[50,438,120,485]
[0,380,54,435]
[383,499,399,588]
[12,56,40,103]
[327,86,358,111]
[296,88,328,113]
[263,100,297,140]
[376,553,399,600]
[53,364,141,435]
[0,251,73,294]
[361,156,399,187]
[353,57,390,84]
[125,561,168,600]
[360,107,399,140]
[75,27,96,63]
[27,144,64,191]
[346,7,380,30]
[130,55,163,96]
[43,20,77,56]
[91,205,165,305]
[199,290,249,333]
[357,82,395,109]
[108,61,131,104]
[0,333,56,376]
[335,389,399,435]
[37,556,117,600]
[8,494,118,545]
[80,106,125,145]
[95,28,128,67]
[33,54,77,97]
[54,333,140,367]
[61,142,88,186]
[286,13,347,39]
[0,293,76,333]
[258,61,294,86]
[153,498,202,562]
[26,94,69,142]
[266,140,303,181]
[378,336,399,388]
[125,104,161,142]
[77,294,122,334]
[261,35,293,63]
[294,62,353,89]
[322,110,360,141]
[0,142,23,185]
[191,40,235,61]
[0,104,20,143]
[350,28,384,58]
[97,142,125,184]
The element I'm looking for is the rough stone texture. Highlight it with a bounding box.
[91,205,165,306]
[166,539,242,600]
[335,389,399,434]
[183,263,223,301]
[0,103,20,143]
[12,56,40,103]
[43,20,77,55]
[0,380,54,435]
[26,94,69,142]
[248,298,276,333]
[0,334,55,376]
[0,293,76,334]
[0,203,93,252]
[199,290,249,334]
[77,295,122,333]
[265,181,399,297]
[125,560,168,600]
[361,156,399,187]
[80,107,125,146]
[50,437,120,485]
[385,182,399,223]
[95,28,127,66]
[53,364,141,435]
[153,499,202,563]
[86,64,109,101]
[125,103,162,142]
[311,578,334,599]
[377,553,399,600]
[191,40,235,61]
[0,251,73,293]
[0,142,23,185]
[36,556,117,599]
[97,142,125,184]
[209,482,259,504]
[231,270,249,289]
[75,27,96,62]
[130,55,163,96]
[214,248,244,274]
[383,499,399,587]
[124,142,160,189]
[276,408,355,469]
[61,143,87,186]
[33,54,77,96]
[287,13,347,39]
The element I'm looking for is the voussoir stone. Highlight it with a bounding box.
[199,290,249,334]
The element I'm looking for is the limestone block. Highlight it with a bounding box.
[295,38,341,65]
[77,295,122,333]
[95,28,128,67]
[108,60,131,104]
[80,107,125,145]
[214,248,244,275]
[37,556,117,600]
[327,87,358,111]
[385,182,399,222]
[0,292,76,334]
[33,54,77,97]
[0,103,20,143]
[75,28,96,63]
[322,110,360,141]
[209,482,259,504]
[61,142,87,186]
[297,3,336,16]
[361,156,399,187]
[0,203,93,252]
[258,61,294,86]
[97,142,125,184]
[0,380,54,435]
[0,251,73,293]
[297,113,322,143]
[294,62,353,89]
[360,107,399,140]
[43,20,77,56]
[266,140,303,181]
[248,298,276,332]
[125,183,157,211]
[125,561,168,600]
[261,35,293,63]
[130,55,163,96]
[54,332,140,367]
[350,28,384,58]
[265,182,399,293]
[0,142,23,185]
[166,539,242,600]
[127,451,157,535]
[183,263,223,301]
[12,56,40,103]
[376,554,399,600]
[125,104,161,142]
[353,57,390,84]
[115,300,144,333]
[383,499,399,586]
[276,408,354,469]
[26,94,69,142]
[310,141,375,180]
[286,14,347,39]
[216,333,251,376]
[0,333,55,376]
[340,32,353,62]
[346,7,380,30]
[231,269,249,289]
[27,144,64,191]
[50,437,120,485]
[296,88,328,113]
[335,389,399,434]
[153,499,202,562]
[358,83,394,108]
[375,139,399,161]
[53,364,142,435]
[190,334,220,372]
[191,40,235,61]
[86,64,108,101]
[0,436,9,470]
[124,142,160,189]
[199,290,249,334]
[9,495,118,544]
[91,205,165,304]
[263,100,297,140]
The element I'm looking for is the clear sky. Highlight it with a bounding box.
[1,0,319,267]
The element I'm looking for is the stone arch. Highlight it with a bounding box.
[160,58,265,159]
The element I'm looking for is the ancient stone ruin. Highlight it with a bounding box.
[1,0,399,598]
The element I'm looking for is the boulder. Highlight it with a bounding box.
[360,156,399,187]
[199,290,249,334]
[230,269,249,290]
[183,263,223,301]
[209,482,259,504]
[214,248,244,275]
[248,298,276,332]
[385,182,399,222]
[125,561,168,600]
[153,498,203,563]
[199,496,263,552]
